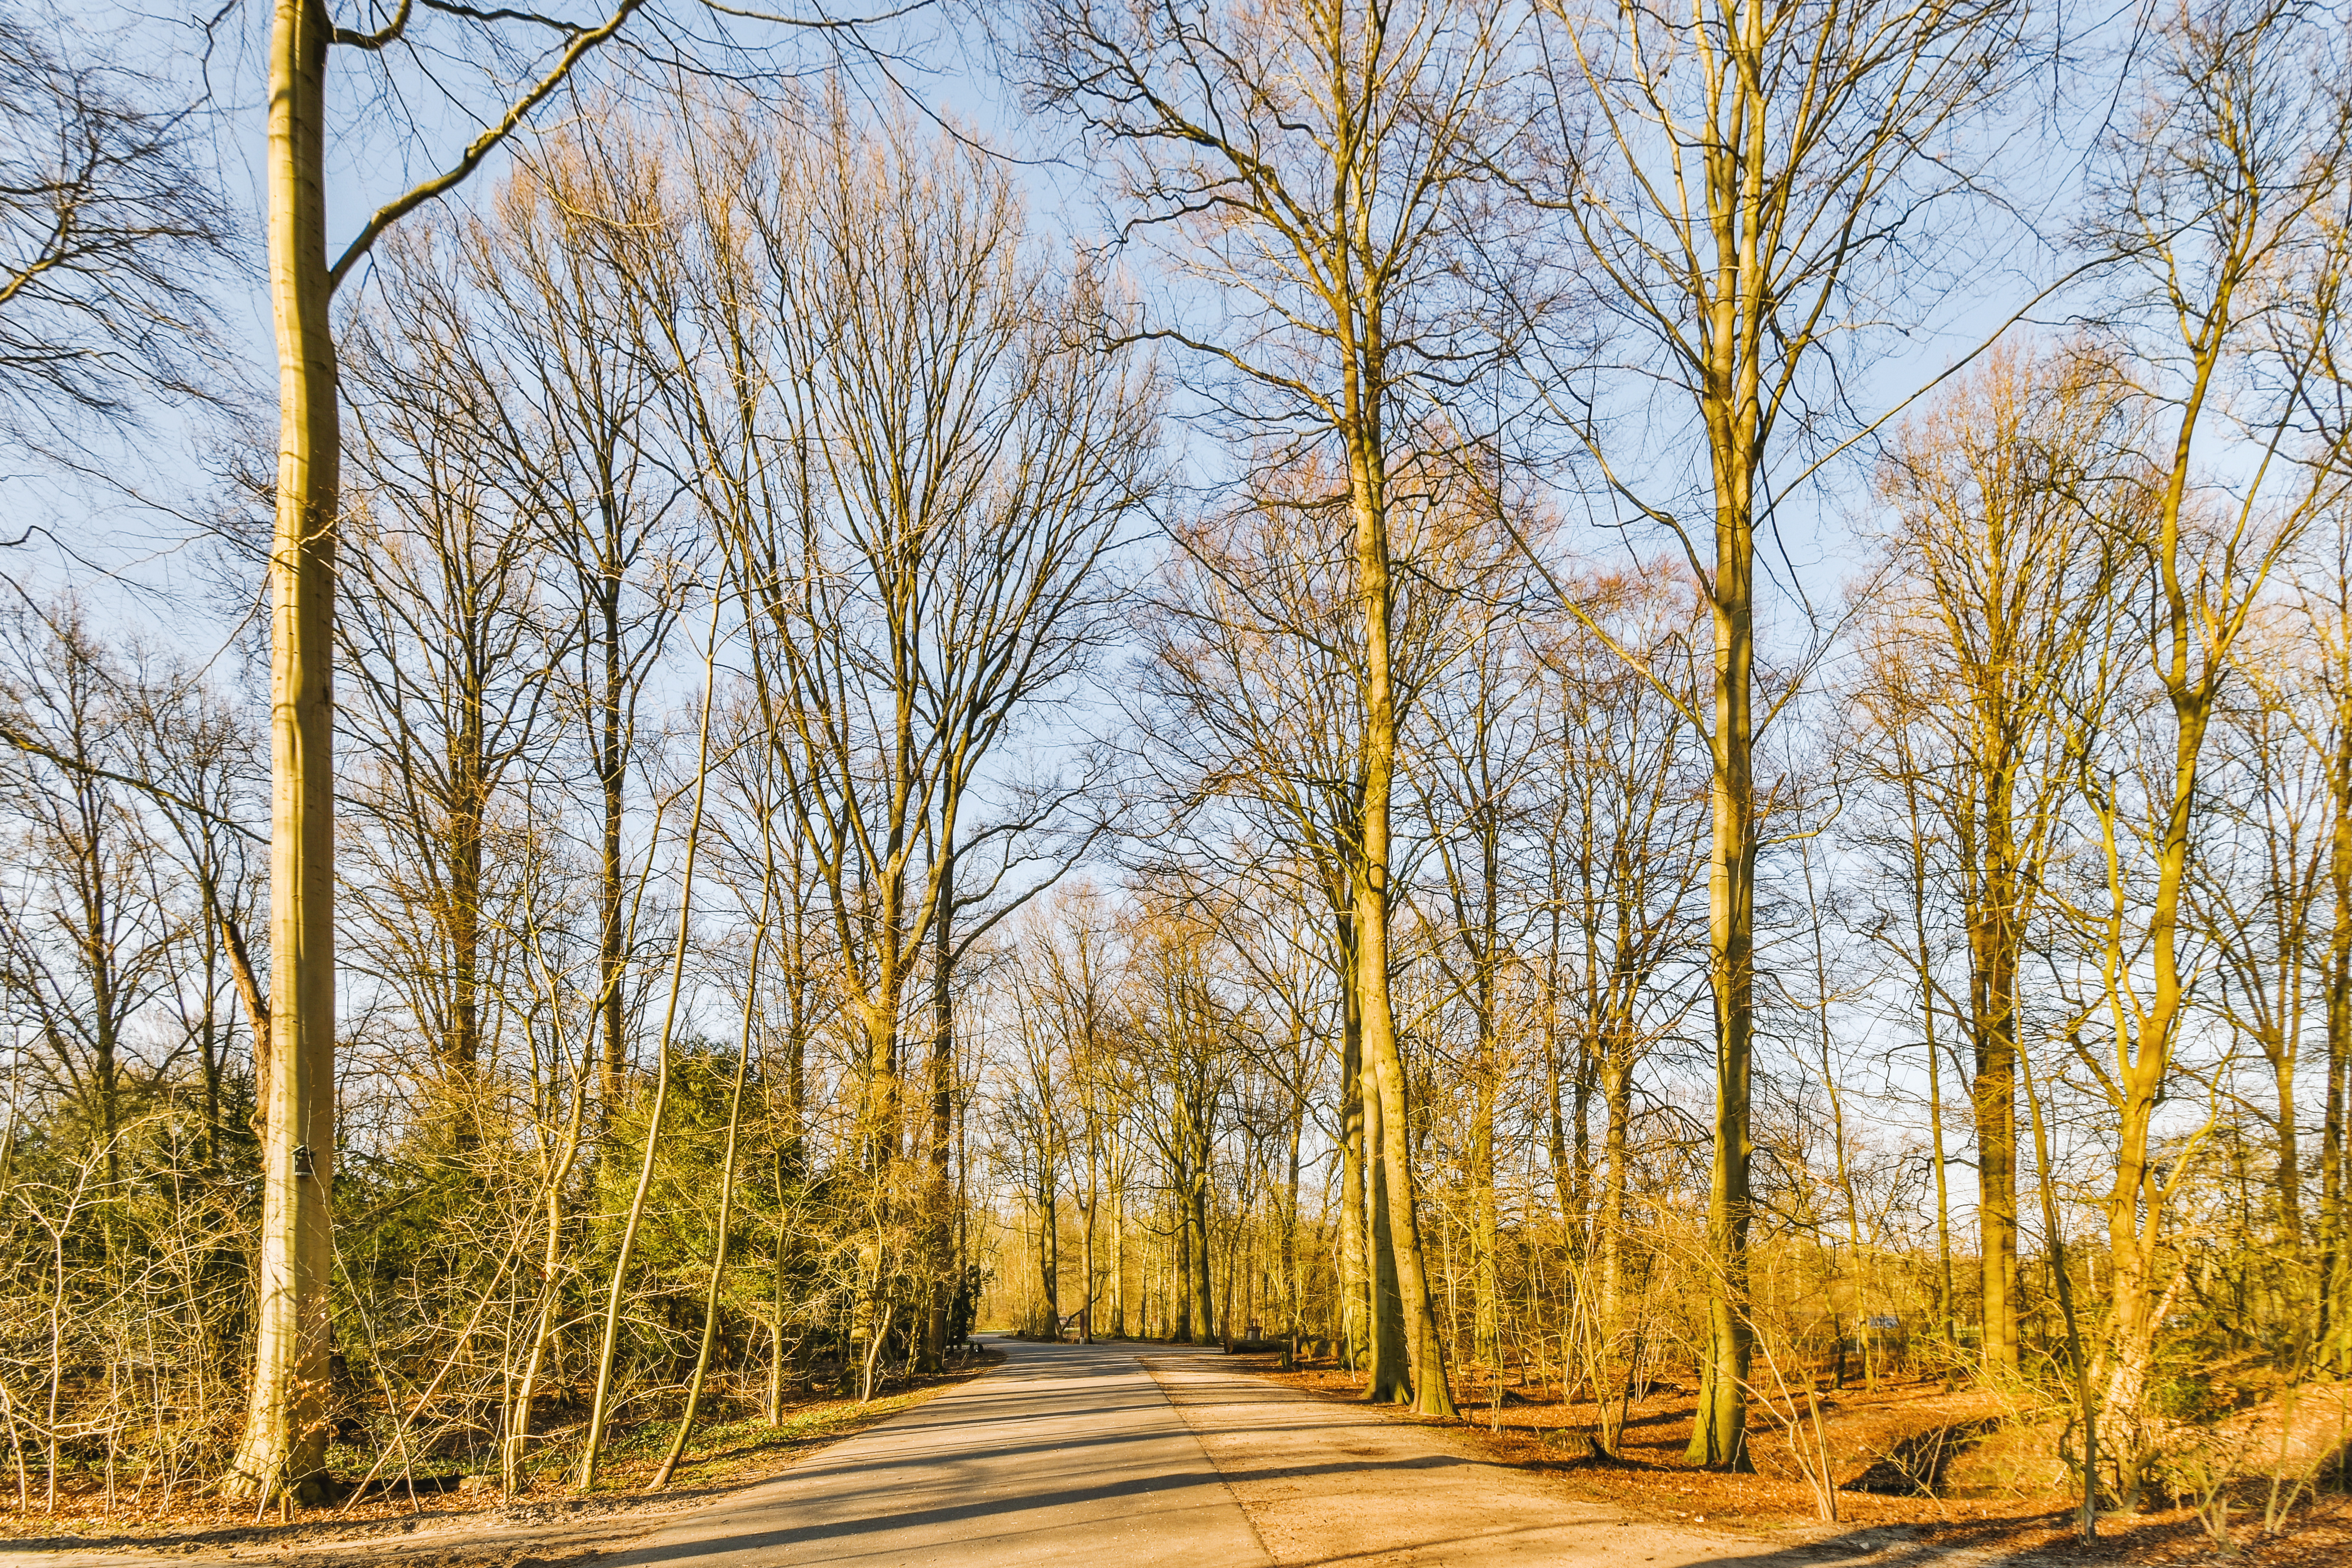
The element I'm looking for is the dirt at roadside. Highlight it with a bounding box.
[1221,1353,2352,1568]
[0,1496,707,1568]
[0,1354,1002,1568]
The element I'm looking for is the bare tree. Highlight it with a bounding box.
[1135,451,1510,1392]
[2298,503,2352,1367]
[1860,345,2141,1378]
[2193,623,2329,1313]
[442,158,699,1120]
[0,603,180,1194]
[610,92,1157,1367]
[0,6,230,472]
[1409,534,1550,1386]
[340,234,562,1101]
[1026,0,1532,1415]
[1120,884,1252,1343]
[1530,0,2030,1465]
[127,668,267,1167]
[238,0,668,1499]
[1135,474,1383,1373]
[2060,0,2351,1481]
[1530,566,1707,1453]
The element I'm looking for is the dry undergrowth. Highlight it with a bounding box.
[1239,1354,2352,1567]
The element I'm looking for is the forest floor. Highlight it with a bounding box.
[1241,1350,2352,1568]
[0,1351,1003,1568]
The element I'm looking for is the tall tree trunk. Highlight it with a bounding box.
[1688,446,1755,1470]
[1545,1038,1574,1235]
[767,1145,791,1422]
[1470,1055,1497,1382]
[1039,1186,1060,1336]
[2326,723,2352,1365]
[1285,1081,1303,1338]
[2267,1030,2302,1256]
[923,854,956,1369]
[1336,911,1371,1374]
[596,553,626,1114]
[1347,405,1455,1419]
[1111,1169,1126,1337]
[2100,281,2239,1462]
[2101,708,2203,1468]
[861,966,904,1172]
[1362,1021,1408,1400]
[219,903,271,1134]
[1895,754,1960,1366]
[1969,844,2022,1376]
[1597,1043,1634,1452]
[449,826,482,1084]
[1080,1153,1099,1344]
[1172,1191,1188,1343]
[225,0,337,1502]
[446,666,485,1091]
[1189,1159,1216,1343]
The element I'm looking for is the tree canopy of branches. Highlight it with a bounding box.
[5,0,2352,1544]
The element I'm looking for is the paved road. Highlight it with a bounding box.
[0,1342,1974,1568]
[596,1339,1850,1568]
[601,1340,1272,1567]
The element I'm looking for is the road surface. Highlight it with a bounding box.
[597,1339,1854,1567]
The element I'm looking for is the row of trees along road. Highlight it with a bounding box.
[0,0,2349,1533]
